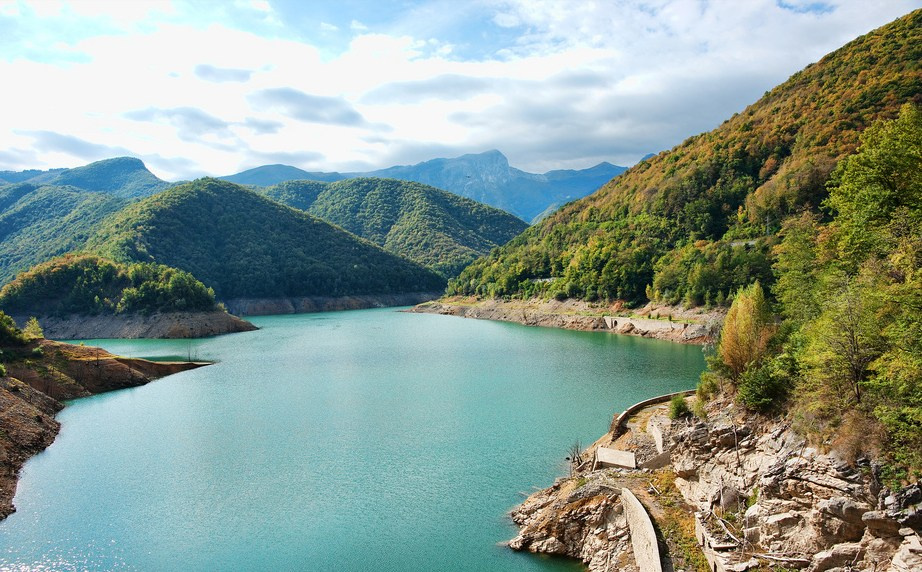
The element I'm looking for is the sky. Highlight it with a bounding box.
[0,0,918,181]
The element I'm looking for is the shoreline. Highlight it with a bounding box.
[223,291,443,316]
[409,296,722,344]
[16,310,256,340]
[0,339,209,520]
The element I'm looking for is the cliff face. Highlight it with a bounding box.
[509,395,922,571]
[0,339,207,519]
[17,311,256,340]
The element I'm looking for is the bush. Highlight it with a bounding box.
[669,394,691,419]
[738,363,783,412]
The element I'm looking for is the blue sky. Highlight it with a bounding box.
[0,0,918,180]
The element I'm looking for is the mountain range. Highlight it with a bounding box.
[222,150,627,222]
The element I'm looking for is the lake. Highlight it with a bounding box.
[0,308,705,571]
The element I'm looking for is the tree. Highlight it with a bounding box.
[802,270,885,406]
[719,281,774,381]
[825,104,922,268]
[23,317,44,340]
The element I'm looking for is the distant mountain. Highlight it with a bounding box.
[264,178,530,277]
[222,151,627,222]
[0,157,170,198]
[0,183,129,284]
[85,178,446,300]
[221,164,346,187]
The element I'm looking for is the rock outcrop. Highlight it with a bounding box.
[508,394,922,571]
[0,339,208,519]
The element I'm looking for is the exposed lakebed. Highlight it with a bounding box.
[0,308,704,571]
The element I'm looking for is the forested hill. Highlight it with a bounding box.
[0,254,218,316]
[0,183,128,284]
[0,157,171,198]
[84,178,446,299]
[264,178,529,277]
[449,10,921,304]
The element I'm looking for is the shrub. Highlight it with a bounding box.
[669,394,691,419]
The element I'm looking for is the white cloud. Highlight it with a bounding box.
[0,0,918,179]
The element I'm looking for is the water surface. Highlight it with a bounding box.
[0,308,705,571]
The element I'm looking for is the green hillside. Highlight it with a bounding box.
[0,157,170,198]
[85,178,446,299]
[449,10,921,304]
[264,178,529,277]
[0,254,217,316]
[0,183,129,284]
[46,157,171,198]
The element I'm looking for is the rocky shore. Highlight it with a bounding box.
[15,310,256,340]
[508,394,922,571]
[224,291,443,316]
[0,339,208,520]
[411,297,722,344]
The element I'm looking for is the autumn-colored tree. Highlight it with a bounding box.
[719,281,774,381]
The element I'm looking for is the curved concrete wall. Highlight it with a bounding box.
[610,389,696,436]
[621,488,663,572]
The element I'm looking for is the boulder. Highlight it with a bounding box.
[862,510,902,538]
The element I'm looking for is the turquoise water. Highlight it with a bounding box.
[0,308,705,571]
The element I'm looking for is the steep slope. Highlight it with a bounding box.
[264,178,529,277]
[450,10,921,304]
[0,183,129,284]
[85,178,446,300]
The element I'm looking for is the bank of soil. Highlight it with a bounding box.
[411,296,723,344]
[14,310,256,340]
[0,339,208,520]
[508,394,922,571]
[224,291,442,316]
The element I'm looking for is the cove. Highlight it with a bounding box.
[0,308,705,571]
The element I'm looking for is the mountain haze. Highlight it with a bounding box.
[222,164,346,186]
[222,150,626,222]
[264,178,529,277]
[85,178,445,300]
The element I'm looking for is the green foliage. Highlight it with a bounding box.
[650,239,774,307]
[0,311,26,346]
[447,11,921,305]
[669,394,691,419]
[264,178,528,278]
[23,317,43,340]
[0,183,129,284]
[0,254,217,316]
[825,104,922,267]
[86,178,446,299]
[45,157,171,199]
